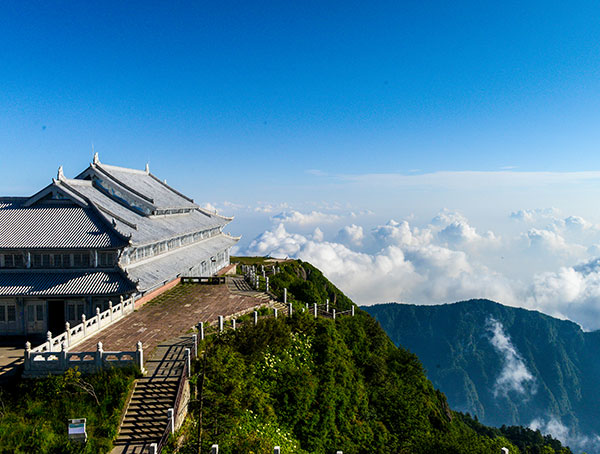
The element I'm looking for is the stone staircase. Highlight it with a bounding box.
[111,337,190,454]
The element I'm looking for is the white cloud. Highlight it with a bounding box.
[530,417,600,453]
[271,210,340,225]
[486,317,536,398]
[336,224,364,246]
[312,227,324,242]
[510,208,559,222]
[202,202,218,213]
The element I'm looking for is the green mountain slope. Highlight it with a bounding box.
[364,300,600,453]
[171,261,570,454]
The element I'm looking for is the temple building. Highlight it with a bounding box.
[0,154,238,336]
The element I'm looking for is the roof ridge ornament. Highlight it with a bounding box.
[57,165,65,181]
[93,150,100,165]
[145,162,150,174]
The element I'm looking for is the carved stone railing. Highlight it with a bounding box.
[29,295,135,355]
[23,340,144,378]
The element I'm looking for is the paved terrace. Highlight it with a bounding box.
[74,279,268,354]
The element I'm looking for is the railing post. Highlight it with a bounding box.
[81,314,87,337]
[273,308,278,319]
[61,341,68,369]
[218,315,224,332]
[253,311,258,325]
[192,334,198,358]
[24,341,31,371]
[65,322,71,347]
[288,302,292,317]
[136,341,144,373]
[96,341,104,370]
[167,408,175,434]
[211,445,219,454]
[47,331,53,352]
[313,303,317,318]
[109,300,113,322]
[283,288,287,305]
[96,307,101,328]
[185,348,191,373]
[333,309,336,320]
[351,305,355,316]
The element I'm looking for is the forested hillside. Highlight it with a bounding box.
[365,300,600,453]
[171,261,570,454]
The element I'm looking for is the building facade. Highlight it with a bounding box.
[0,154,238,336]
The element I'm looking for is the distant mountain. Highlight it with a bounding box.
[364,300,600,453]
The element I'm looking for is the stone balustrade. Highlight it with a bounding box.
[23,340,144,378]
[29,295,135,355]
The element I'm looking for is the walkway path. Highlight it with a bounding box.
[75,278,268,353]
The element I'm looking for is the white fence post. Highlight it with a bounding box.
[274,308,278,319]
[198,322,204,340]
[218,315,224,332]
[167,408,175,434]
[274,447,280,454]
[333,309,336,320]
[253,311,258,325]
[313,303,317,318]
[192,334,198,358]
[351,305,355,316]
[185,348,191,373]
[288,302,292,317]
[283,288,287,304]
[232,319,236,330]
[65,322,71,347]
[136,341,144,373]
[96,342,104,370]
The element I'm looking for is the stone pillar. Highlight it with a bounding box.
[253,311,258,325]
[81,314,87,337]
[96,341,104,370]
[136,341,144,373]
[313,303,317,318]
[96,307,101,328]
[283,288,287,304]
[232,319,236,330]
[288,302,293,317]
[351,305,355,316]
[273,308,278,319]
[167,408,175,434]
[192,334,198,358]
[266,277,269,293]
[218,315,224,332]
[47,331,53,352]
[198,322,204,340]
[333,309,336,320]
[108,301,113,322]
[326,299,329,312]
[61,341,68,369]
[24,341,31,372]
[211,445,219,454]
[185,348,191,373]
[65,322,71,347]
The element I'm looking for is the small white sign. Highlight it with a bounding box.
[68,418,87,443]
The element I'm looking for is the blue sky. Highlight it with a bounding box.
[4,2,600,330]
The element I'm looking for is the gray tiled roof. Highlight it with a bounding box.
[0,201,129,249]
[60,179,228,246]
[126,234,237,292]
[0,270,136,297]
[93,163,198,210]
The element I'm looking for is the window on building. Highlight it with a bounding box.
[99,252,117,267]
[1,253,24,268]
[73,252,90,268]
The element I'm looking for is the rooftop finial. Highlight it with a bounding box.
[93,147,99,165]
[57,165,65,181]
[145,162,150,173]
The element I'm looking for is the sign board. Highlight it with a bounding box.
[68,418,87,443]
